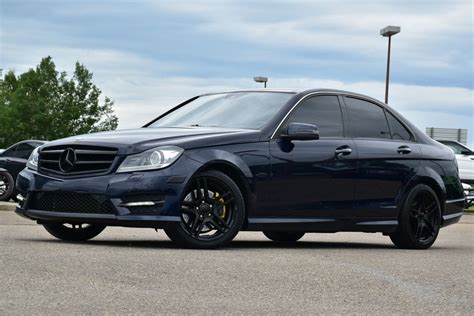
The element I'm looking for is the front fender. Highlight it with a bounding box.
[183,149,255,197]
[183,144,270,217]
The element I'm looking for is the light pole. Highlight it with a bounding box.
[380,25,400,104]
[254,76,268,88]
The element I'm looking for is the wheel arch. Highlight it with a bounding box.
[415,177,445,207]
[183,148,258,228]
[398,171,446,216]
[196,161,255,228]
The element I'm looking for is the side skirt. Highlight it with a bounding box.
[245,217,398,233]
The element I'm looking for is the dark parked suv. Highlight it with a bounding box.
[0,140,46,201]
[15,89,464,249]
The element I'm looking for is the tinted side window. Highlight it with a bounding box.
[282,96,344,138]
[386,112,413,141]
[13,143,34,159]
[441,141,464,154]
[2,145,18,157]
[345,97,390,139]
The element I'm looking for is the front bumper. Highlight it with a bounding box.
[15,155,202,227]
[15,207,180,228]
[462,183,474,208]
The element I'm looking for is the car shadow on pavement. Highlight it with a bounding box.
[18,238,396,250]
[228,240,394,249]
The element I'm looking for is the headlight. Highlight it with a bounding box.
[462,183,472,196]
[117,146,184,173]
[27,147,40,171]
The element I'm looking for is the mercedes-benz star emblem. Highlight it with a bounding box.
[59,148,77,173]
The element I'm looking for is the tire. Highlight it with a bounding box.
[263,231,305,242]
[164,170,245,249]
[43,223,106,241]
[390,184,441,249]
[0,171,14,201]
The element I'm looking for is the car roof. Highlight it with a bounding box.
[438,140,471,148]
[5,140,47,149]
[16,140,47,144]
[199,88,384,103]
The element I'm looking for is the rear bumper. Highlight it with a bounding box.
[442,198,465,227]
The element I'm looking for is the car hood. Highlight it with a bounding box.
[42,127,262,155]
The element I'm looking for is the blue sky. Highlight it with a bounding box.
[1,0,473,145]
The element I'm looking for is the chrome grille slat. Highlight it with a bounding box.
[74,149,117,155]
[39,166,110,176]
[40,159,58,164]
[75,161,112,165]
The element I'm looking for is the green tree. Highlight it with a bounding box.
[0,57,118,148]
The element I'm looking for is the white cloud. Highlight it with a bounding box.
[152,0,473,67]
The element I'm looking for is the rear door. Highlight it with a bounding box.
[0,144,19,170]
[5,142,35,179]
[343,96,421,218]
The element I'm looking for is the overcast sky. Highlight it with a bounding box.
[1,0,473,145]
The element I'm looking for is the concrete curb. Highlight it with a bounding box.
[0,202,16,212]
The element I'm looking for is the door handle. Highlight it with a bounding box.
[397,145,411,154]
[335,146,352,156]
[5,159,11,163]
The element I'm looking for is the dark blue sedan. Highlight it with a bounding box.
[15,89,465,249]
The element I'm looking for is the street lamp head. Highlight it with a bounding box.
[380,25,401,37]
[253,76,268,84]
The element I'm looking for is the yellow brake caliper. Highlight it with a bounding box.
[215,192,226,219]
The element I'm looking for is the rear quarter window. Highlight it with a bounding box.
[345,97,390,139]
[386,112,414,142]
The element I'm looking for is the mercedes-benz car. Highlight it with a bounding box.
[437,140,474,184]
[0,140,47,201]
[437,140,474,207]
[15,89,465,249]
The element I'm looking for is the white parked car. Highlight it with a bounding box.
[438,140,474,207]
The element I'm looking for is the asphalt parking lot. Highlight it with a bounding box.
[1,202,473,315]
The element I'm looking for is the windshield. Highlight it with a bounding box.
[439,141,472,154]
[149,92,294,130]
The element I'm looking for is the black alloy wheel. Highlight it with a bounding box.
[0,171,14,201]
[390,184,441,249]
[164,170,245,248]
[43,222,106,241]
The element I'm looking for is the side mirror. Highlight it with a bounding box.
[282,123,319,141]
[461,149,473,155]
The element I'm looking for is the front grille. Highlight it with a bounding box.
[39,145,117,176]
[29,192,115,214]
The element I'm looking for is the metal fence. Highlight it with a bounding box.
[426,127,468,145]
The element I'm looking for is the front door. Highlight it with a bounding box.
[262,95,357,218]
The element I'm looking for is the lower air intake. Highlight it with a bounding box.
[29,192,115,214]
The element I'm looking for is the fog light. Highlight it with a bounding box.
[123,201,156,207]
